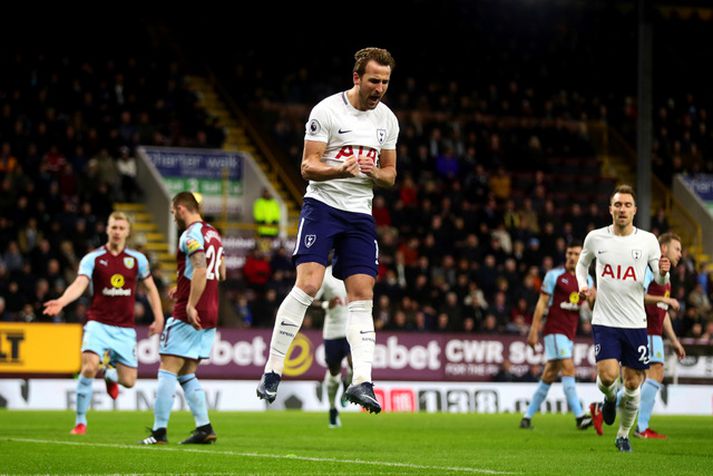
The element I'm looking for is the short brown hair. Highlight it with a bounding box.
[659,231,682,246]
[172,191,201,213]
[353,47,395,76]
[610,184,637,205]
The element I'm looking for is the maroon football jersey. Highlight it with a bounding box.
[78,246,151,328]
[645,280,670,336]
[542,269,583,340]
[173,221,223,329]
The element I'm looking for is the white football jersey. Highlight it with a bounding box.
[576,226,666,329]
[315,266,349,340]
[303,91,399,214]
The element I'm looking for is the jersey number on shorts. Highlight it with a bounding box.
[637,345,650,365]
[205,245,224,281]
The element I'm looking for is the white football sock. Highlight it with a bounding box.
[597,375,618,402]
[324,370,340,409]
[265,287,313,375]
[617,386,641,438]
[346,300,375,385]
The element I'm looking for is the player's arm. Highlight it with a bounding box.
[527,292,550,349]
[142,275,165,336]
[576,234,595,297]
[644,293,680,310]
[663,312,686,359]
[218,253,226,282]
[361,148,397,188]
[301,140,359,181]
[649,237,670,285]
[187,251,208,329]
[43,275,90,316]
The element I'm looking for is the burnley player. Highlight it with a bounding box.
[632,232,686,439]
[257,47,399,414]
[520,242,594,431]
[141,192,224,445]
[43,212,164,435]
[577,185,670,453]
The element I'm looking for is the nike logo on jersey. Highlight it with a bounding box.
[597,250,607,254]
[360,330,375,334]
[281,321,298,327]
[338,128,352,134]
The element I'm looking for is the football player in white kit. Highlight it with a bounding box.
[315,265,352,428]
[576,185,671,452]
[257,47,399,414]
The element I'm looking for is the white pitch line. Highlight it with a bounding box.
[6,438,517,475]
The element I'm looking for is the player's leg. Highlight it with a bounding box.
[260,199,334,399]
[520,334,559,428]
[614,328,648,452]
[560,357,591,429]
[105,328,139,399]
[636,335,666,438]
[521,358,556,429]
[72,320,112,434]
[72,351,101,434]
[341,354,353,407]
[178,328,218,444]
[141,318,187,444]
[324,338,348,428]
[258,263,323,402]
[592,325,621,427]
[343,273,381,413]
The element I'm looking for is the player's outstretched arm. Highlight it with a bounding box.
[43,275,90,316]
[142,275,165,336]
[187,251,208,329]
[663,313,686,359]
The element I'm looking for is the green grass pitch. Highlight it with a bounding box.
[0,410,710,474]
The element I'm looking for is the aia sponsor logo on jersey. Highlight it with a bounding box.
[601,264,637,281]
[335,145,377,161]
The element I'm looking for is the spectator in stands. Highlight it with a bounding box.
[252,188,281,238]
[117,146,139,201]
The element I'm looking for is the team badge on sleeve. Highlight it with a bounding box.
[123,257,135,269]
[186,238,202,253]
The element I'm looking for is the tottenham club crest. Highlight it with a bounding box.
[123,257,135,269]
[376,128,386,144]
[304,234,317,248]
[632,249,643,260]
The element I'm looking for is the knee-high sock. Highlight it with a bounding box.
[637,378,661,432]
[617,386,641,438]
[153,369,177,431]
[561,376,584,418]
[346,300,375,385]
[179,373,210,427]
[597,375,618,402]
[75,375,94,425]
[524,380,551,419]
[104,367,118,384]
[324,371,341,409]
[265,287,313,375]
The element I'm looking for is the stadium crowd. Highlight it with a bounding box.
[2,4,713,348]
